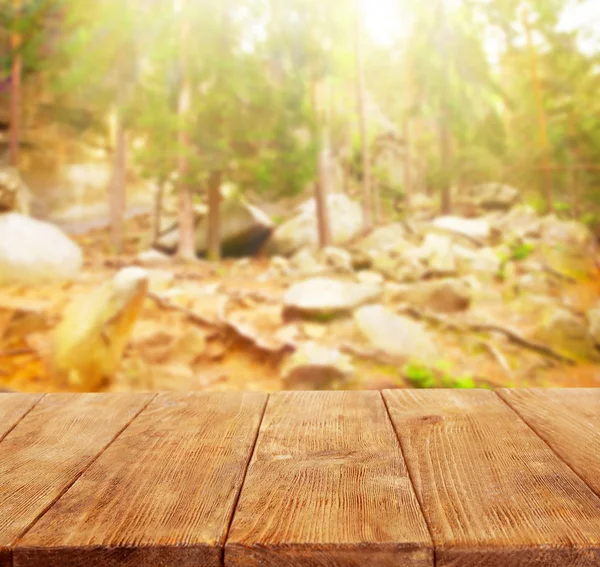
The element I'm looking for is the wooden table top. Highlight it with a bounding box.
[0,389,599,567]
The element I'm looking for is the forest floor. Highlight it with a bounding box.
[2,209,600,394]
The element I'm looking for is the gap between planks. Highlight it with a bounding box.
[218,392,271,567]
[380,391,438,567]
[5,393,158,566]
[0,394,45,445]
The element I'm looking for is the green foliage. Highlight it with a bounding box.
[402,361,478,389]
[511,242,536,261]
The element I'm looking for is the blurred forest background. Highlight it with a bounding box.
[1,0,600,394]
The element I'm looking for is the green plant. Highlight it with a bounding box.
[402,362,437,389]
[511,242,535,261]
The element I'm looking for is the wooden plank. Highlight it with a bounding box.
[226,391,433,567]
[0,393,41,443]
[0,393,153,567]
[14,392,268,567]
[383,389,600,567]
[498,388,600,497]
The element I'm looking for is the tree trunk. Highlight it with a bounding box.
[176,11,196,262]
[152,179,165,245]
[439,110,452,215]
[315,147,332,248]
[109,106,127,253]
[9,0,22,168]
[403,119,413,208]
[354,2,372,231]
[522,7,552,213]
[206,170,223,261]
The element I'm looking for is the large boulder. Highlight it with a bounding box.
[0,168,31,214]
[50,267,149,391]
[538,216,596,279]
[413,233,457,276]
[0,213,82,285]
[460,182,520,211]
[432,216,492,242]
[268,194,363,256]
[492,205,541,239]
[157,198,273,257]
[531,307,599,362]
[587,306,600,346]
[354,304,439,361]
[283,277,381,319]
[385,278,472,313]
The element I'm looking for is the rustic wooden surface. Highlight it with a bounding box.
[0,393,41,443]
[1,389,600,567]
[14,392,267,567]
[0,394,153,567]
[226,391,433,567]
[383,389,600,567]
[499,388,600,498]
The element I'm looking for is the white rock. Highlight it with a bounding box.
[281,342,354,389]
[321,246,353,273]
[0,213,82,285]
[283,277,381,317]
[433,216,491,240]
[268,194,363,256]
[354,304,439,361]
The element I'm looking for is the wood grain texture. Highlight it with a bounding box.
[0,393,41,443]
[14,392,268,567]
[226,391,433,567]
[0,393,153,567]
[498,388,600,497]
[383,389,600,567]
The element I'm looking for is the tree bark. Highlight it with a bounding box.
[438,1,452,215]
[9,0,22,168]
[522,6,552,213]
[152,179,165,245]
[315,147,332,248]
[109,106,127,253]
[176,11,196,262]
[206,170,223,261]
[403,119,413,208]
[354,2,373,231]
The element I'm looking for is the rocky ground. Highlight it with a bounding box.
[1,177,600,393]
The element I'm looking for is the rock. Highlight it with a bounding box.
[532,308,599,362]
[385,278,472,313]
[539,216,596,279]
[157,197,273,257]
[136,249,171,266]
[354,304,439,361]
[281,342,354,389]
[270,256,293,277]
[493,205,541,239]
[461,182,520,211]
[356,223,408,256]
[0,168,31,214]
[356,270,385,286]
[50,267,149,391]
[268,194,363,256]
[432,216,492,242]
[454,246,501,280]
[587,307,600,346]
[290,248,327,276]
[0,213,83,285]
[283,277,381,319]
[321,246,353,273]
[419,233,457,276]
